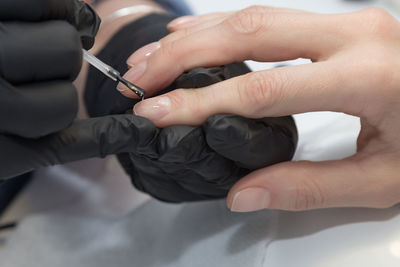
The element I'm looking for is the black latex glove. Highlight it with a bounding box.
[86,61,298,202]
[0,0,100,138]
[0,0,101,179]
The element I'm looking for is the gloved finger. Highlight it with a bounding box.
[204,115,297,170]
[226,157,399,212]
[135,123,246,192]
[0,115,158,180]
[133,63,358,128]
[0,0,100,49]
[153,125,237,174]
[0,80,77,138]
[130,166,218,202]
[122,146,236,202]
[154,125,205,162]
[125,148,243,202]
[125,14,233,68]
[120,7,345,97]
[0,21,82,84]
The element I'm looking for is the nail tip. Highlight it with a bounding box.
[128,42,161,66]
[229,188,271,213]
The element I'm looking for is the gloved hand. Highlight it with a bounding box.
[86,62,298,202]
[0,0,103,179]
[0,0,100,138]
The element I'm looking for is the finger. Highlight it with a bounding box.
[0,115,158,179]
[162,7,313,56]
[167,12,232,32]
[125,17,230,69]
[204,115,297,169]
[167,7,309,32]
[0,80,77,138]
[133,63,358,128]
[162,16,230,48]
[120,6,343,97]
[0,21,82,84]
[226,157,397,212]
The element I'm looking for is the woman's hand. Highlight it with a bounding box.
[119,6,400,212]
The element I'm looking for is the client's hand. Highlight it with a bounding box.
[120,6,400,211]
[0,0,101,179]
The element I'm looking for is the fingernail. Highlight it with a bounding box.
[127,42,161,66]
[117,61,147,92]
[230,188,270,212]
[167,16,198,28]
[134,96,171,122]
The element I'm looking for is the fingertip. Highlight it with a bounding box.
[226,165,284,212]
[116,81,140,99]
[116,61,148,98]
[126,42,161,67]
[133,96,171,125]
[133,88,213,128]
[229,187,271,213]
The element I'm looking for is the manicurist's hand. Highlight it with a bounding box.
[119,6,400,211]
[0,0,157,181]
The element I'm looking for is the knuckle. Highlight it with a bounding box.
[225,5,269,34]
[350,48,395,93]
[356,8,397,36]
[367,57,394,87]
[160,40,181,61]
[237,72,285,115]
[167,88,206,122]
[292,176,326,211]
[166,88,187,108]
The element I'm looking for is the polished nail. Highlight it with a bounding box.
[168,16,198,28]
[230,188,270,212]
[134,96,171,122]
[117,61,147,92]
[127,42,161,66]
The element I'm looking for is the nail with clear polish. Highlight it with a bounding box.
[127,42,161,67]
[133,96,171,122]
[230,187,271,213]
[117,61,147,92]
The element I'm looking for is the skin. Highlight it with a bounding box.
[118,6,400,212]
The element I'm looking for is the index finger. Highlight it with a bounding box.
[133,62,360,128]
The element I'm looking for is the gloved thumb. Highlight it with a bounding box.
[0,115,158,180]
[69,0,101,49]
[226,159,374,212]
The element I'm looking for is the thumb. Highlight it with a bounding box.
[226,159,376,212]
